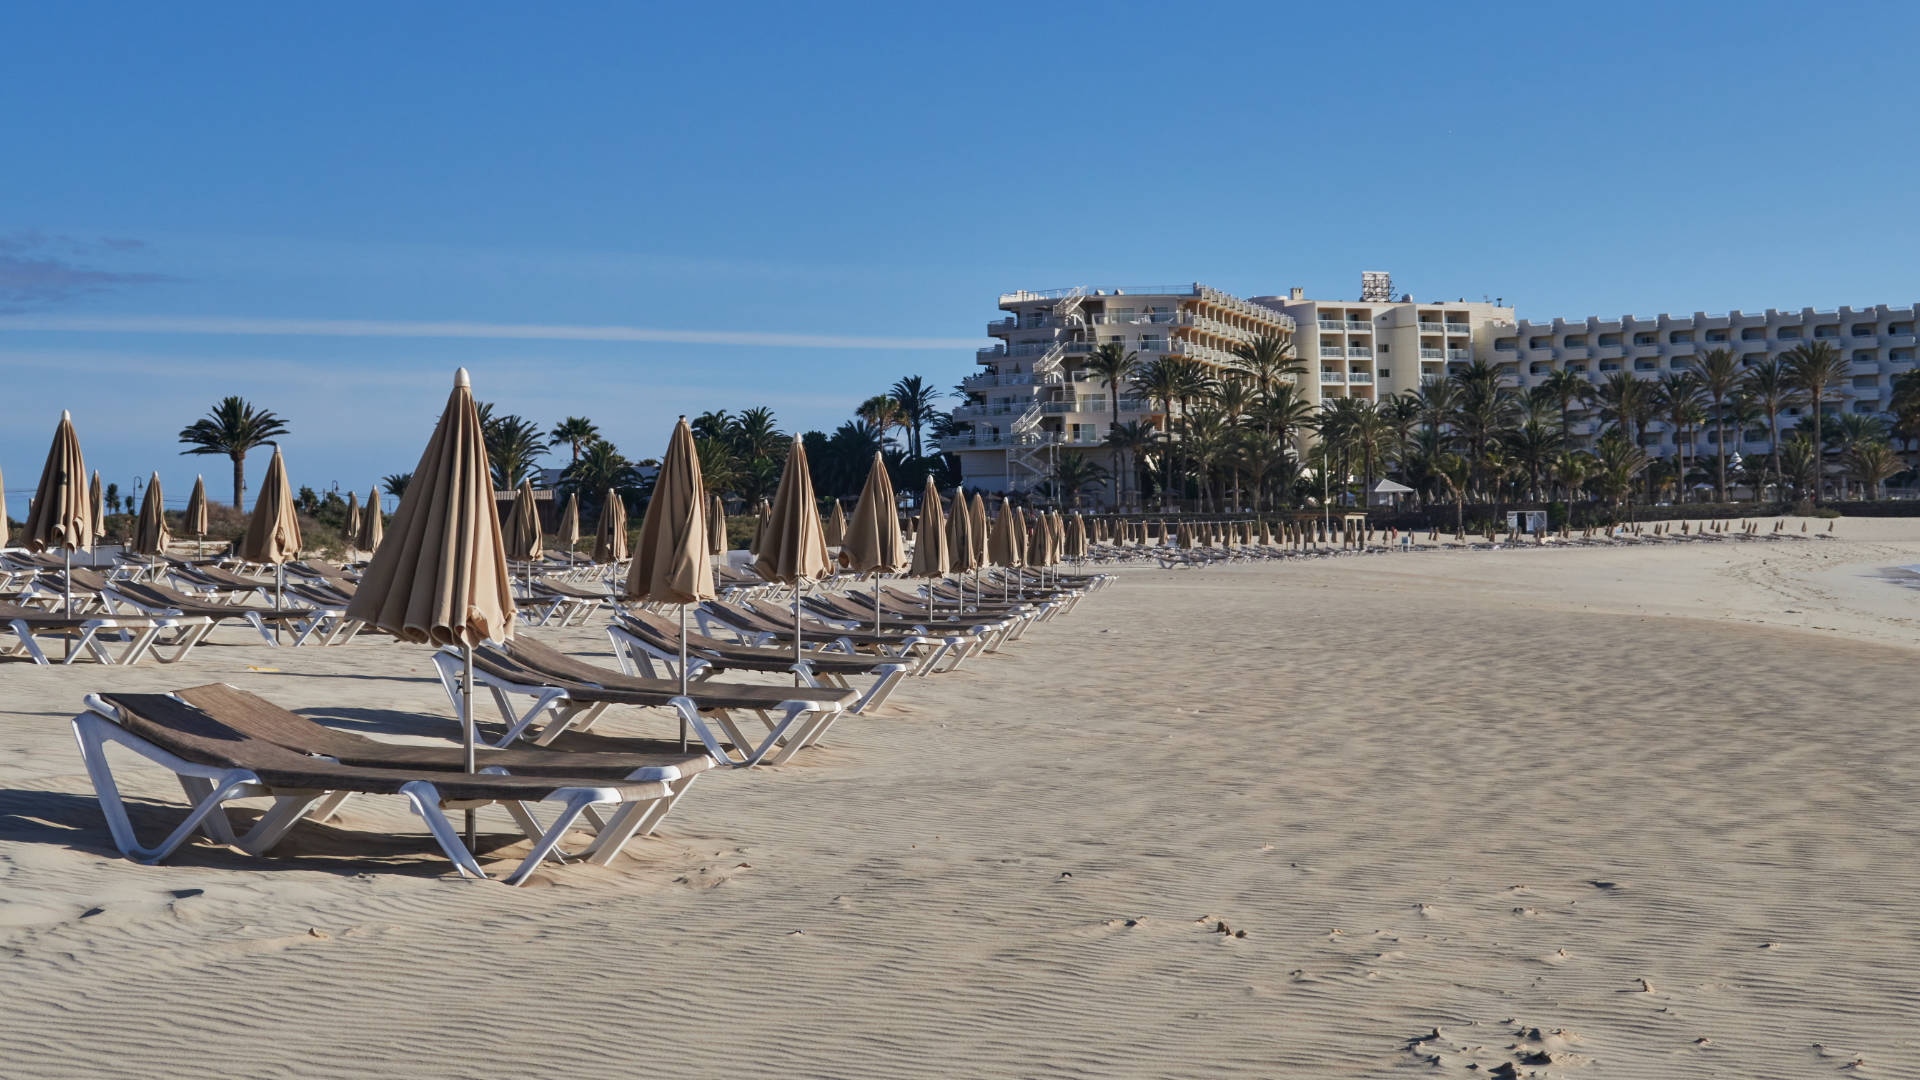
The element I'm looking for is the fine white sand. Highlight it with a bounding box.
[2,516,1917,1078]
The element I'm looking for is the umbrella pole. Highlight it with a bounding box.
[873,575,882,636]
[64,548,73,661]
[463,643,477,850]
[275,564,284,643]
[793,581,804,688]
[687,607,695,749]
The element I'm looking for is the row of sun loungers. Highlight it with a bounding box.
[63,563,1112,883]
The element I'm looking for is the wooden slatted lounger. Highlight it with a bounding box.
[436,638,861,766]
[74,689,687,884]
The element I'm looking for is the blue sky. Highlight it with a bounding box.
[4,1,1917,511]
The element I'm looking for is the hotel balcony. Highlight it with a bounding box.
[1317,319,1345,331]
[1444,324,1471,335]
[934,431,1069,452]
[1418,321,1445,332]
[1347,371,1373,384]
[1419,347,1444,359]
[1345,320,1371,331]
[1319,369,1345,383]
[1347,346,1373,358]
[1447,349,1471,361]
[1319,346,1344,358]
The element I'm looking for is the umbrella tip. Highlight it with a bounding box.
[61,409,71,421]
[454,367,470,388]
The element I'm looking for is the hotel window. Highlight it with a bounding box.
[1851,324,1876,336]
[1529,336,1550,348]
[1564,334,1588,346]
[1853,350,1876,363]
[1495,339,1517,351]
[1633,333,1657,345]
[1705,329,1728,342]
[1778,327,1801,339]
[1742,354,1765,367]
[1893,349,1915,362]
[1892,322,1915,335]
[1598,333,1622,346]
[1377,368,1390,379]
[1814,325,1839,338]
[1852,374,1879,389]
[1669,331,1692,343]
[1852,400,1878,413]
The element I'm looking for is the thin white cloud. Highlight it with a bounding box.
[0,313,973,350]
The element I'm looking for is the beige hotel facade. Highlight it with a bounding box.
[939,275,1915,499]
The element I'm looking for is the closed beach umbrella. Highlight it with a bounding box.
[1068,513,1088,561]
[345,490,362,557]
[130,472,170,558]
[969,492,989,568]
[593,487,627,564]
[824,500,846,547]
[626,417,714,747]
[89,470,106,540]
[945,493,978,607]
[1175,521,1194,549]
[906,477,949,617]
[708,493,727,556]
[240,445,301,627]
[345,369,514,848]
[504,479,543,563]
[556,491,582,565]
[357,486,383,553]
[25,411,93,631]
[752,435,831,680]
[987,499,1025,600]
[839,452,906,632]
[184,475,210,554]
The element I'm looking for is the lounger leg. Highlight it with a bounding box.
[71,713,264,864]
[852,664,910,714]
[12,620,50,665]
[578,774,698,864]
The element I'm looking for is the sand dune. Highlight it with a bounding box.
[3,519,1918,1077]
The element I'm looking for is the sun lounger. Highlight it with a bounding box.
[437,638,859,766]
[0,601,210,665]
[609,610,915,712]
[700,598,983,667]
[167,682,712,857]
[74,689,683,883]
[101,579,328,647]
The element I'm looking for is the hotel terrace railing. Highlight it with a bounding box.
[933,431,1070,451]
[1319,346,1344,358]
[1444,324,1471,334]
[1347,371,1374,384]
[1319,369,1345,383]
[1418,321,1445,332]
[1347,346,1372,358]
[1419,348,1444,359]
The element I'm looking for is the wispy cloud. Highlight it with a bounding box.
[0,231,170,309]
[0,313,974,350]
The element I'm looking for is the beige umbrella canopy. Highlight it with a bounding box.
[840,452,905,632]
[968,492,988,569]
[907,478,950,580]
[708,493,727,556]
[627,417,714,607]
[824,499,846,547]
[839,452,905,573]
[986,499,1025,599]
[1067,513,1088,561]
[504,479,543,568]
[345,490,362,554]
[1175,521,1194,549]
[183,475,210,543]
[556,491,582,562]
[626,417,714,746]
[357,487,383,553]
[25,412,92,636]
[346,370,515,843]
[593,487,628,564]
[89,470,105,538]
[130,472,170,557]
[946,493,977,574]
[752,436,832,681]
[753,435,831,587]
[239,446,301,566]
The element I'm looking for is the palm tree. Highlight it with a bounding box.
[1777,433,1822,500]
[856,394,907,451]
[177,396,291,508]
[1505,417,1562,503]
[1588,432,1649,523]
[1085,341,1141,433]
[1047,451,1110,507]
[1103,420,1156,511]
[1413,377,1459,439]
[1253,383,1316,457]
[1538,368,1587,439]
[487,415,549,490]
[1587,371,1654,505]
[696,436,741,495]
[889,375,939,459]
[558,438,645,518]
[691,410,735,443]
[1432,452,1472,536]
[1448,360,1520,501]
[1696,348,1740,500]
[1345,399,1393,505]
[1846,439,1902,500]
[381,472,413,501]
[549,416,600,462]
[1741,358,1793,503]
[1782,340,1847,502]
[731,406,786,463]
[1891,369,1920,474]
[1828,413,1887,500]
[1655,371,1704,503]
[1232,331,1302,401]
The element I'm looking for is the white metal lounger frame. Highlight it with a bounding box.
[71,695,676,884]
[431,649,842,768]
[603,622,911,715]
[98,585,337,649]
[696,603,977,674]
[3,614,213,666]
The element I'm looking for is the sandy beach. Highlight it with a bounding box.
[3,517,1918,1078]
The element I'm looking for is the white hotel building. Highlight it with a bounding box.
[941,278,1512,495]
[941,275,1916,500]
